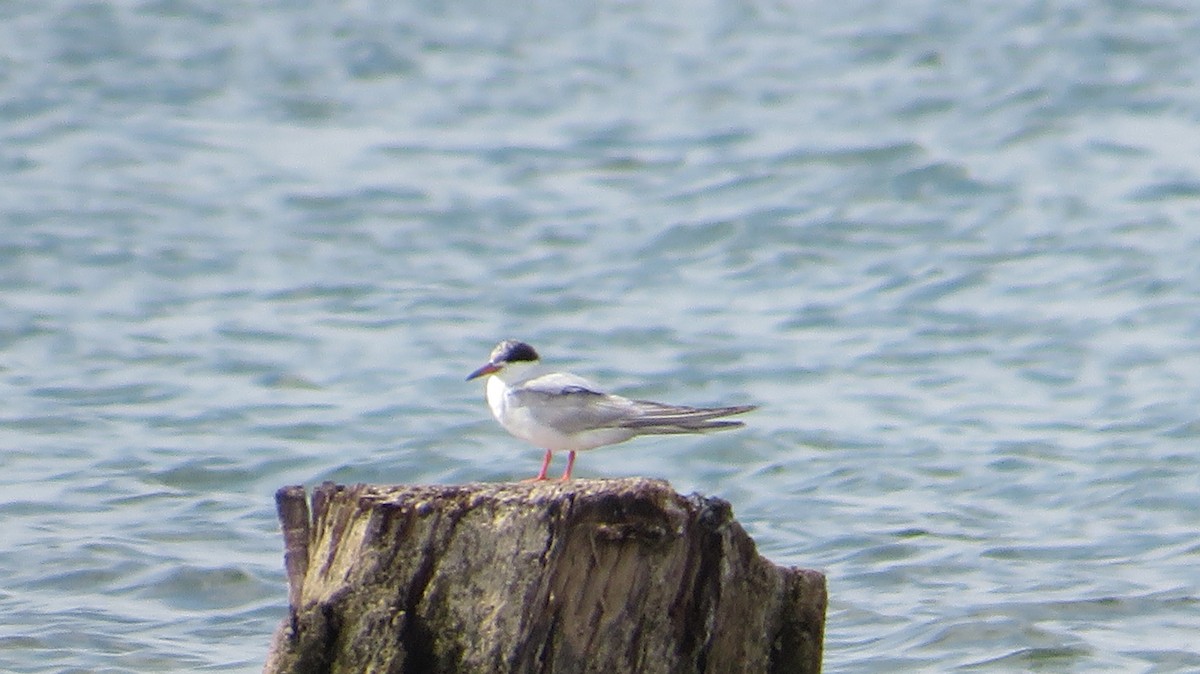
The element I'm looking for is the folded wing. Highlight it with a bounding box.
[618,400,758,433]
[511,373,757,436]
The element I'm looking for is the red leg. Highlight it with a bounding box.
[559,450,576,481]
[523,449,552,482]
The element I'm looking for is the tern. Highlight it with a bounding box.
[466,339,757,480]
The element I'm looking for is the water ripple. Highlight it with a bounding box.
[3,1,1200,672]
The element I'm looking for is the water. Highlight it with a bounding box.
[3,0,1199,671]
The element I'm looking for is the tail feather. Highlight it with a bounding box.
[619,402,757,431]
[623,419,747,435]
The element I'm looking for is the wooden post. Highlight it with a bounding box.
[264,479,825,674]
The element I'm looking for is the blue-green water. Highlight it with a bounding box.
[3,1,1199,671]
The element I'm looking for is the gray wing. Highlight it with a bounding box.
[512,373,757,435]
[509,373,643,435]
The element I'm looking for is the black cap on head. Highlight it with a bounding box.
[493,340,540,364]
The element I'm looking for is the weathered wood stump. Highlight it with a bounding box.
[264,479,825,674]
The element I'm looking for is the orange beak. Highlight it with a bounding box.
[466,362,501,381]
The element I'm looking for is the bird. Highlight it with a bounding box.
[466,339,757,480]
